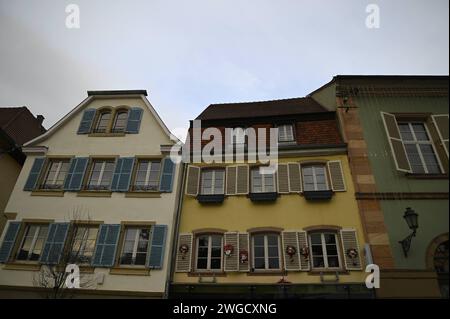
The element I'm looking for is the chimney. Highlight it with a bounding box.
[36,115,44,125]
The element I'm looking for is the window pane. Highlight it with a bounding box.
[112,111,128,132]
[254,257,265,269]
[198,236,208,247]
[310,233,322,245]
[327,256,340,268]
[404,144,425,173]
[267,235,278,246]
[254,246,265,258]
[210,258,221,269]
[313,256,325,268]
[211,247,221,258]
[268,257,279,269]
[211,235,222,247]
[198,247,208,258]
[197,258,207,269]
[311,245,323,255]
[253,235,264,246]
[412,123,429,141]
[324,233,336,244]
[268,246,279,258]
[326,245,338,256]
[419,144,441,173]
[135,253,147,265]
[399,123,413,141]
[95,112,111,132]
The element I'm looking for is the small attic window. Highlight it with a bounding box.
[93,110,112,133]
[112,110,129,133]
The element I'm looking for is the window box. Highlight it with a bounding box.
[196,194,225,204]
[303,190,333,200]
[249,192,278,202]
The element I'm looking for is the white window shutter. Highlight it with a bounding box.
[431,114,449,158]
[282,231,301,271]
[238,232,250,272]
[175,233,193,272]
[236,165,249,195]
[327,160,346,192]
[224,232,239,272]
[297,231,310,271]
[185,166,200,196]
[277,164,290,194]
[226,166,237,195]
[288,162,302,193]
[380,112,412,172]
[340,229,363,270]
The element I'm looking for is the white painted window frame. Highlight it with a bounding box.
[195,234,223,271]
[252,234,281,271]
[43,160,69,186]
[200,169,225,195]
[399,122,444,174]
[120,227,151,266]
[309,232,342,270]
[251,168,276,193]
[278,124,295,142]
[17,225,48,261]
[302,165,330,191]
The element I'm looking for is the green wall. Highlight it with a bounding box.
[356,94,449,269]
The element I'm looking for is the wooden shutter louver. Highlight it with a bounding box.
[282,231,301,271]
[40,223,70,265]
[431,114,449,157]
[185,166,200,196]
[125,107,143,134]
[159,157,176,192]
[77,108,96,134]
[238,233,250,272]
[148,225,167,269]
[224,232,239,272]
[297,231,310,271]
[327,160,346,192]
[0,222,21,263]
[226,166,237,195]
[277,164,289,194]
[236,165,249,195]
[381,112,412,172]
[288,163,302,193]
[23,157,46,191]
[91,224,121,267]
[340,229,363,270]
[175,233,193,272]
[111,157,135,192]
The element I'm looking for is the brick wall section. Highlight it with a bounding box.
[296,120,342,145]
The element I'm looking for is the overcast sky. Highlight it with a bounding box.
[0,0,448,137]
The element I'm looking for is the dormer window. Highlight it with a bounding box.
[94,111,111,133]
[278,124,295,143]
[112,110,128,133]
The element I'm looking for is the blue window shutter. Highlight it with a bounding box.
[40,223,70,265]
[77,108,96,134]
[23,157,46,191]
[148,225,167,269]
[64,158,89,191]
[111,158,135,192]
[125,107,143,134]
[159,157,175,192]
[0,222,21,263]
[91,224,120,267]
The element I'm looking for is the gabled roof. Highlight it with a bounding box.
[24,90,178,147]
[195,97,328,121]
[0,107,46,146]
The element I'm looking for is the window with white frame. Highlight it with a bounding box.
[309,232,341,269]
[94,111,111,133]
[134,160,161,191]
[16,224,49,261]
[398,122,442,174]
[70,226,99,264]
[86,160,115,190]
[302,165,329,191]
[200,169,225,195]
[120,227,151,266]
[252,233,280,270]
[196,234,223,271]
[278,124,295,142]
[111,110,128,133]
[251,167,276,193]
[41,159,70,189]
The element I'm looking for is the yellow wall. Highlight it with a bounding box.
[174,154,368,285]
[0,153,21,235]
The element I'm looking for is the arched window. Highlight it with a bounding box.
[434,240,449,298]
[94,110,112,133]
[112,110,128,133]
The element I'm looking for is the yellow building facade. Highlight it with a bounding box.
[170,98,373,298]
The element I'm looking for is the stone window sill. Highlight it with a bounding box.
[188,271,227,277]
[77,191,112,198]
[405,173,448,180]
[3,262,41,271]
[31,190,64,197]
[109,267,150,276]
[308,269,348,275]
[247,270,285,276]
[125,192,161,198]
[88,132,126,137]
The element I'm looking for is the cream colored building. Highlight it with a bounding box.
[0,90,181,298]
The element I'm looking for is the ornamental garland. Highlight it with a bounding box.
[179,244,189,259]
[224,244,234,257]
[239,250,248,264]
[285,245,297,261]
[300,245,309,261]
[346,248,359,265]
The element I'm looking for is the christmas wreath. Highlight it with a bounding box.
[224,244,234,257]
[239,250,249,264]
